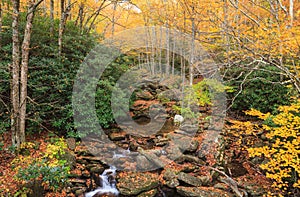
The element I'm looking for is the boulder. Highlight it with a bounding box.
[163,169,180,188]
[168,134,198,153]
[90,165,105,174]
[62,150,77,170]
[180,124,198,134]
[242,181,267,197]
[177,172,203,187]
[108,132,126,141]
[176,186,233,197]
[175,155,205,165]
[136,155,155,170]
[137,147,165,169]
[66,137,76,150]
[135,90,155,100]
[137,189,157,197]
[117,173,159,196]
[74,188,86,196]
[69,179,86,187]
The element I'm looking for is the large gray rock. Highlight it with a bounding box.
[135,90,155,100]
[137,147,165,169]
[180,124,199,134]
[163,169,180,188]
[117,173,159,196]
[176,186,233,197]
[241,181,267,197]
[66,137,76,150]
[175,155,205,165]
[177,172,203,187]
[167,134,198,153]
[136,155,155,170]
[90,165,105,174]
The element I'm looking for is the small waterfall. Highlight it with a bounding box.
[113,148,130,159]
[85,166,119,197]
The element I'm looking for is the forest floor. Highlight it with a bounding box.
[0,131,68,197]
[0,119,274,197]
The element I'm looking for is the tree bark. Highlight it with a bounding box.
[20,0,43,144]
[50,0,54,34]
[58,0,65,56]
[189,16,195,86]
[0,1,3,49]
[11,0,44,148]
[11,0,21,148]
[289,0,294,27]
[111,1,117,37]
[58,0,72,56]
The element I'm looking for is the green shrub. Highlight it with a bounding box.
[0,14,97,136]
[13,138,70,192]
[226,66,293,113]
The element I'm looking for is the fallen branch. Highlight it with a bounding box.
[192,162,248,197]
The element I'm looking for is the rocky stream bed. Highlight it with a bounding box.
[62,79,268,197]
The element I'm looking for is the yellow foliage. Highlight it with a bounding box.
[20,142,36,150]
[44,138,68,167]
[232,100,300,194]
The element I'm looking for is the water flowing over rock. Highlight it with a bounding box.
[85,166,119,197]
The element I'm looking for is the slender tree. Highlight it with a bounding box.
[19,0,45,144]
[58,0,72,56]
[0,1,2,49]
[11,0,44,148]
[50,0,54,34]
[11,0,21,147]
[289,0,294,27]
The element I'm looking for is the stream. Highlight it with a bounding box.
[85,166,119,197]
[85,148,132,197]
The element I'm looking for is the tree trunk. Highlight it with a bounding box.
[11,0,21,148]
[189,16,195,86]
[0,1,3,49]
[50,0,54,34]
[75,3,83,27]
[11,0,44,148]
[111,0,117,37]
[289,0,294,27]
[58,0,65,56]
[20,1,41,144]
[58,0,72,56]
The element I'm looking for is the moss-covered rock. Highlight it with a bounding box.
[117,172,159,195]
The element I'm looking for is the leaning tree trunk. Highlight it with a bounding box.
[11,0,21,148]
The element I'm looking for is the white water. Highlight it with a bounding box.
[85,166,119,197]
[113,148,131,159]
